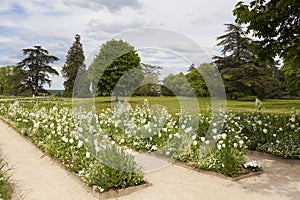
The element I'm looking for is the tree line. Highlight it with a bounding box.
[0,0,299,99]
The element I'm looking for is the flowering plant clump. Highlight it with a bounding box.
[235,110,300,159]
[96,100,249,176]
[0,100,144,192]
[244,160,262,172]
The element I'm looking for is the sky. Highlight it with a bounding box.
[0,0,249,89]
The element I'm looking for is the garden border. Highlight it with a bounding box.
[0,119,152,199]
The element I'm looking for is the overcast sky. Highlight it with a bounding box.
[0,0,249,89]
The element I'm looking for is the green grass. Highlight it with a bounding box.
[71,96,299,115]
[1,96,299,114]
[0,158,13,200]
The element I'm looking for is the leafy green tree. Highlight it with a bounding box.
[17,45,59,96]
[89,39,143,101]
[62,34,87,97]
[283,37,300,96]
[233,0,300,95]
[186,66,209,97]
[135,63,162,96]
[0,66,24,95]
[213,24,283,99]
[163,72,194,96]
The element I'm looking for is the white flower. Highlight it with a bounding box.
[221,133,227,139]
[257,120,262,125]
[192,135,196,140]
[222,143,226,148]
[212,128,217,134]
[185,127,192,133]
[69,138,74,144]
[233,143,238,148]
[86,152,91,158]
[151,145,157,151]
[273,134,276,137]
[263,128,268,134]
[205,140,210,145]
[217,144,222,150]
[77,141,83,148]
[169,134,173,139]
[162,128,168,132]
[62,136,68,143]
[193,140,198,145]
[239,140,244,145]
[120,138,125,143]
[200,137,205,142]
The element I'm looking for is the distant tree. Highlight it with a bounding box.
[186,65,209,97]
[163,72,194,96]
[89,39,143,101]
[62,34,87,97]
[213,24,283,99]
[233,0,300,96]
[141,63,162,79]
[17,45,59,96]
[0,66,24,95]
[135,74,160,96]
[135,63,162,96]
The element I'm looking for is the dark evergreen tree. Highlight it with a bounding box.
[17,45,59,96]
[62,34,86,97]
[213,24,282,99]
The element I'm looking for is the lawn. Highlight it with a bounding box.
[71,96,300,114]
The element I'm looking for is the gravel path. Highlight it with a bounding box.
[0,120,98,200]
[0,119,299,200]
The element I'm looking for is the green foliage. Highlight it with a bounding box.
[17,45,59,96]
[233,0,300,97]
[186,67,209,97]
[89,39,143,100]
[62,34,89,97]
[233,0,300,60]
[0,100,144,192]
[213,24,283,99]
[283,37,300,96]
[0,158,14,200]
[0,66,24,95]
[163,72,194,96]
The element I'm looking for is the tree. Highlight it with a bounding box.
[89,39,143,101]
[163,72,194,96]
[233,0,300,95]
[62,34,87,97]
[213,24,283,99]
[283,37,300,96]
[0,66,24,95]
[186,65,209,97]
[141,63,162,80]
[17,45,59,96]
[135,63,162,96]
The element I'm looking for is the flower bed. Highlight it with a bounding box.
[0,101,144,192]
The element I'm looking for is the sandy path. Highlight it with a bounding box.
[111,152,300,200]
[0,120,98,200]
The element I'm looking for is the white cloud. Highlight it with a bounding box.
[0,0,249,89]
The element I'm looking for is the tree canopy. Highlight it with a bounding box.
[213,24,283,99]
[62,34,87,97]
[233,0,300,96]
[17,45,59,96]
[0,66,24,95]
[89,39,143,100]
